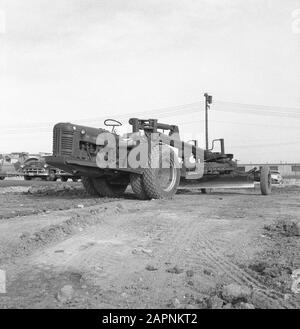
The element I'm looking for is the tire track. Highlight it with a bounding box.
[186,232,295,308]
[201,234,299,308]
[139,214,205,304]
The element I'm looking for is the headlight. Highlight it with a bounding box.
[81,129,86,135]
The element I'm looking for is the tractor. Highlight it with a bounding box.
[45,117,271,199]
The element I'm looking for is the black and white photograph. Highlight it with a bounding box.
[0,0,300,314]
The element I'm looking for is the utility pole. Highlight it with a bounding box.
[204,93,212,150]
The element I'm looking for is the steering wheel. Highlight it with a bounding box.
[104,119,122,133]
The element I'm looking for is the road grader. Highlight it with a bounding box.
[45,117,271,199]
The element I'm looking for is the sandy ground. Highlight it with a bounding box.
[0,179,299,309]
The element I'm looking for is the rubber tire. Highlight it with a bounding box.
[24,176,31,181]
[61,177,68,182]
[81,176,99,196]
[92,177,128,198]
[260,166,272,195]
[130,174,149,200]
[142,144,180,199]
[0,176,5,180]
[72,178,78,182]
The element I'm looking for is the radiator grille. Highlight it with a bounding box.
[61,130,74,156]
[53,127,74,156]
[53,127,60,155]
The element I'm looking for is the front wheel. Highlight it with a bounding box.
[61,176,68,182]
[142,144,180,199]
[260,166,272,195]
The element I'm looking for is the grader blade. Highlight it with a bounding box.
[180,175,255,189]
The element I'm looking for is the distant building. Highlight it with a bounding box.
[238,163,300,178]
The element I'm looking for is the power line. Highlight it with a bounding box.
[1,117,300,136]
[1,99,300,133]
[216,100,300,113]
[179,118,300,130]
[1,121,298,150]
[0,102,203,131]
[230,140,300,149]
[0,103,201,133]
[1,111,300,136]
[213,103,300,119]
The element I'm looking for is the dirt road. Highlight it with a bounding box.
[0,180,299,309]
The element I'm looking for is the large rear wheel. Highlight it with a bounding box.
[92,177,128,198]
[260,166,272,195]
[81,176,98,196]
[142,144,180,199]
[130,174,149,200]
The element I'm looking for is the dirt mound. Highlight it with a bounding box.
[170,284,255,309]
[27,183,85,196]
[0,186,30,194]
[248,261,293,290]
[243,219,299,302]
[264,219,300,237]
[0,203,128,262]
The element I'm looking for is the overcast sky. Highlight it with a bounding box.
[0,0,300,163]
